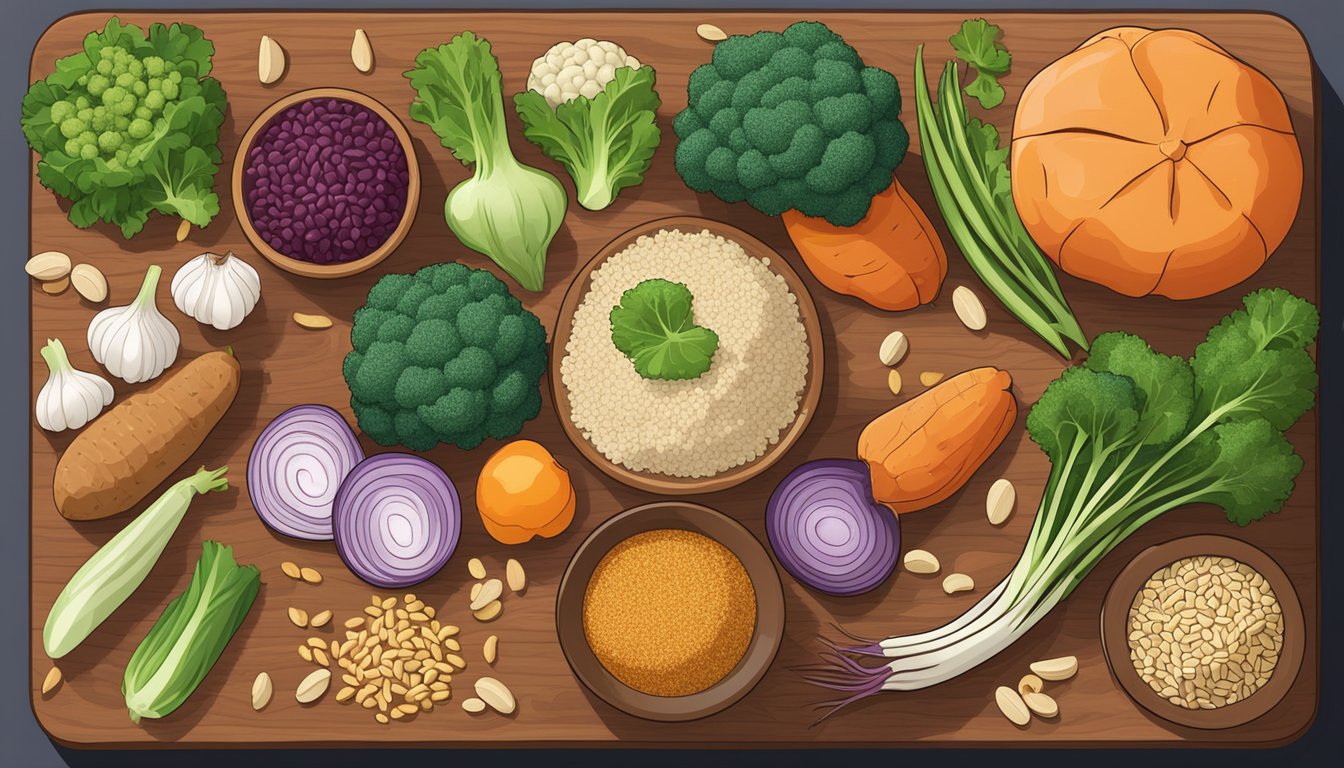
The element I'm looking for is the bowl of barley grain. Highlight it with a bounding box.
[1100,535,1305,729]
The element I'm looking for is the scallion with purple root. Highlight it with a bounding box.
[802,290,1317,720]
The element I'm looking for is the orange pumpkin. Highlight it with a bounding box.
[476,440,575,545]
[1011,27,1302,299]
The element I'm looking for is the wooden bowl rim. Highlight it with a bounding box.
[555,501,786,722]
[1099,534,1305,730]
[230,87,422,280]
[549,215,825,495]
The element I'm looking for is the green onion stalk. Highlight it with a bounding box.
[804,289,1318,716]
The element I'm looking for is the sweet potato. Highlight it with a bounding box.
[858,367,1016,514]
[54,351,240,521]
[782,176,947,311]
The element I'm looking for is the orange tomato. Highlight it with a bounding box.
[476,440,575,545]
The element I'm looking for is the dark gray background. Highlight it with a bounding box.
[4,1,1339,765]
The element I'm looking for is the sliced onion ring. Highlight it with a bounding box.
[766,459,900,596]
[333,453,460,588]
[248,404,365,540]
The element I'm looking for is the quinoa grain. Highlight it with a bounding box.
[560,229,809,478]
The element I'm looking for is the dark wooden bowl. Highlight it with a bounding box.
[1100,535,1305,730]
[231,87,421,279]
[550,216,825,495]
[555,501,785,722]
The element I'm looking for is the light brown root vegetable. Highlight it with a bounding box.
[857,367,1016,514]
[53,351,240,520]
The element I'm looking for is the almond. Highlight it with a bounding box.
[26,251,71,281]
[293,312,333,330]
[952,285,988,331]
[70,263,108,303]
[351,29,373,73]
[696,23,727,41]
[259,35,286,84]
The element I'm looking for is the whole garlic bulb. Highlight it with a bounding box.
[171,251,262,331]
[36,338,114,432]
[88,265,180,384]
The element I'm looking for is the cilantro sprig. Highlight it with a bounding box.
[950,18,1012,109]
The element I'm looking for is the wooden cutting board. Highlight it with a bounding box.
[27,10,1318,748]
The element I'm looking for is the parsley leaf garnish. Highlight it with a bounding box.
[609,278,719,381]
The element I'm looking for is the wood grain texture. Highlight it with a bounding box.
[27,10,1318,748]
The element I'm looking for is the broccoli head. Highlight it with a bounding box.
[673,21,909,227]
[343,263,547,451]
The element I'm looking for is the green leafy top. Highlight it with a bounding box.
[609,279,719,381]
[950,18,1011,109]
[515,65,661,211]
[405,31,506,167]
[403,33,568,292]
[1026,288,1317,537]
[20,17,226,238]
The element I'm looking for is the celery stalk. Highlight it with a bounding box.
[123,541,259,724]
[43,467,229,659]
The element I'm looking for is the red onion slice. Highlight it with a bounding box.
[766,459,900,596]
[333,453,460,588]
[248,405,365,540]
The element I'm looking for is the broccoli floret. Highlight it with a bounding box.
[59,117,89,139]
[673,20,909,227]
[344,264,548,451]
[394,366,448,410]
[127,117,152,140]
[97,131,122,153]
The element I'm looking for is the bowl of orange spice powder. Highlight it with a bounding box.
[556,501,785,721]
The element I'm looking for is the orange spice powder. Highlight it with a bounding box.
[582,529,756,697]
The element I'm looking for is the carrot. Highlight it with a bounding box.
[781,176,947,311]
[857,367,1016,514]
[54,351,240,521]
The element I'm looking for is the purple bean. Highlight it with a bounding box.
[243,97,408,263]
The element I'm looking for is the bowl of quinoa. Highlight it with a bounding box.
[553,217,823,494]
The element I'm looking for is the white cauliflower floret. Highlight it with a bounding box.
[527,39,641,108]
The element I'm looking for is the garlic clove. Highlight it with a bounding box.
[171,252,262,331]
[88,265,180,384]
[37,339,114,432]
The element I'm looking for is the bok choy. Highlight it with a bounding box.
[124,540,259,723]
[44,466,229,659]
[405,32,567,292]
[806,289,1317,708]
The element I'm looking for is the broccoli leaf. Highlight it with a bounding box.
[147,21,215,77]
[515,66,661,211]
[1184,419,1302,526]
[1085,332,1194,447]
[609,279,719,381]
[1191,288,1319,430]
[950,18,1011,109]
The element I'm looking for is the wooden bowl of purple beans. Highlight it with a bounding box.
[232,87,420,279]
